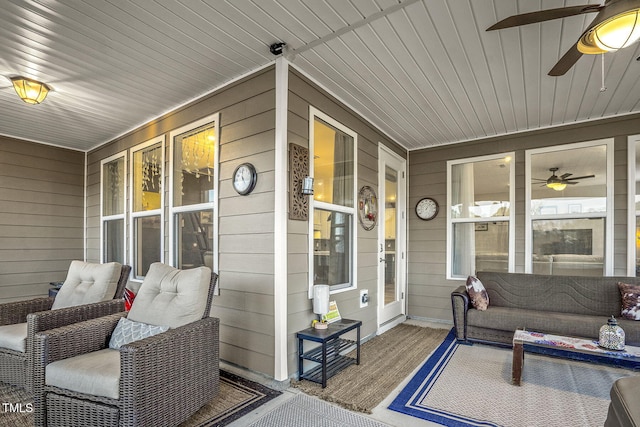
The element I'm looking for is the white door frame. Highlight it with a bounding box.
[377,145,407,333]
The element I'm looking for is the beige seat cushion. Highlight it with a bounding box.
[127,263,211,328]
[52,261,122,309]
[46,348,120,399]
[0,322,27,352]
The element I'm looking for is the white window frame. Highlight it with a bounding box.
[168,113,220,271]
[100,150,127,265]
[525,139,614,275]
[308,106,358,296]
[446,152,516,280]
[129,136,165,282]
[627,135,640,276]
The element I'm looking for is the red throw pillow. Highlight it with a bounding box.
[124,288,136,311]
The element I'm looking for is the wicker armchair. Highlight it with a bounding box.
[34,263,219,427]
[0,261,130,391]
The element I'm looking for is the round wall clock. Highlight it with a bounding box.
[415,197,439,220]
[233,163,257,195]
[358,186,378,231]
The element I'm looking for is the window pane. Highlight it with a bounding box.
[134,216,161,279]
[103,219,124,264]
[133,143,162,212]
[103,157,124,216]
[313,118,354,207]
[532,218,604,276]
[530,145,606,215]
[452,222,509,277]
[173,123,216,206]
[313,209,352,287]
[175,210,213,270]
[451,157,511,219]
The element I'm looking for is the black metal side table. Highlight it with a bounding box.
[297,318,362,388]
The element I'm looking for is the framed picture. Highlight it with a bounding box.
[475,222,488,231]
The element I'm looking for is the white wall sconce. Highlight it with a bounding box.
[301,176,314,195]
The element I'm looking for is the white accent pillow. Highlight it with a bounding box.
[108,317,169,350]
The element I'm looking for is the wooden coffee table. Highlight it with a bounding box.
[512,329,640,385]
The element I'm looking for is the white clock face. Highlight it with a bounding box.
[416,198,438,220]
[233,163,257,195]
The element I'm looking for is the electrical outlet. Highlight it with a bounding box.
[360,289,369,308]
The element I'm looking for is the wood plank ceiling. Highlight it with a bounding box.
[1,0,639,152]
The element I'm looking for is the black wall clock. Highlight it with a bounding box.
[233,163,257,195]
[415,197,439,220]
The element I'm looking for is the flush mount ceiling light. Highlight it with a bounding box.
[10,76,51,104]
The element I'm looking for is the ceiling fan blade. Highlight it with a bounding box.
[565,181,579,185]
[487,4,602,31]
[565,174,595,180]
[548,42,583,76]
[560,173,573,179]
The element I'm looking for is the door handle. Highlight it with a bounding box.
[379,258,387,263]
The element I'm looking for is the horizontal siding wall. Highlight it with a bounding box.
[286,69,407,377]
[86,67,277,376]
[408,113,640,322]
[0,137,84,303]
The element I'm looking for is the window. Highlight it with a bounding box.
[101,153,126,264]
[526,140,613,276]
[447,153,515,279]
[169,114,218,271]
[627,135,640,276]
[309,107,357,293]
[130,137,164,280]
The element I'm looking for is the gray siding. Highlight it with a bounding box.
[0,137,84,303]
[286,69,407,376]
[86,67,277,376]
[408,114,640,322]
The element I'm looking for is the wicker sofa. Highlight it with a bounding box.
[451,271,640,346]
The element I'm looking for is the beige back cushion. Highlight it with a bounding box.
[52,261,123,309]
[127,263,211,328]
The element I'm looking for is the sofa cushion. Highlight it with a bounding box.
[467,306,615,342]
[475,272,633,316]
[52,261,123,309]
[619,282,640,321]
[0,322,27,352]
[108,317,169,350]
[466,276,489,311]
[127,263,211,328]
[46,348,120,399]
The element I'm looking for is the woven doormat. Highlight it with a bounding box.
[292,324,450,413]
[0,370,280,427]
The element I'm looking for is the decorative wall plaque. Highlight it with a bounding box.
[358,185,378,231]
[289,143,309,220]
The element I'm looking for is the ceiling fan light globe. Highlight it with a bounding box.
[547,181,567,191]
[578,10,640,54]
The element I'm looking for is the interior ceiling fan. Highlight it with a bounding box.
[533,167,596,190]
[487,0,640,76]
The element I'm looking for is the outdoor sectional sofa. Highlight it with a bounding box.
[451,271,640,427]
[451,271,640,346]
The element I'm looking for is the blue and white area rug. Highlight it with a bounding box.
[389,330,637,427]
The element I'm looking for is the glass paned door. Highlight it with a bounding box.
[378,147,406,325]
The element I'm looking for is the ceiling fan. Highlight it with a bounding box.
[533,167,596,191]
[487,0,640,76]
